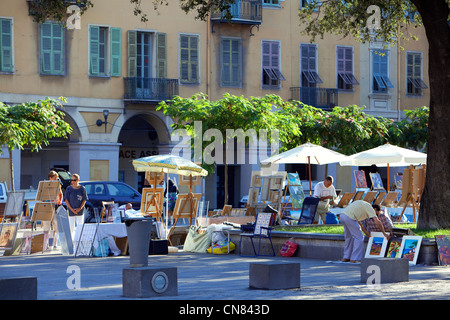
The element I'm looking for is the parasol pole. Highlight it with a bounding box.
[387,163,390,191]
[165,169,169,239]
[308,156,312,196]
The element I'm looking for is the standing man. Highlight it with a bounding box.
[340,200,390,263]
[313,175,337,223]
[64,174,88,241]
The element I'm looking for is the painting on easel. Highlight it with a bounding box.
[354,170,368,188]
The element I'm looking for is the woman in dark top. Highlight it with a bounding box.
[64,174,88,240]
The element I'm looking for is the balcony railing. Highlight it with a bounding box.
[290,87,338,110]
[210,0,262,24]
[124,78,179,102]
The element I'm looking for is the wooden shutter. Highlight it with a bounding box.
[0,19,13,72]
[127,30,137,77]
[156,32,167,78]
[89,25,100,75]
[110,27,121,77]
[40,22,64,75]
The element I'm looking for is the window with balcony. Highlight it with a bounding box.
[0,18,13,73]
[89,25,121,77]
[300,43,322,87]
[262,40,285,88]
[40,22,64,75]
[221,37,242,87]
[406,52,428,96]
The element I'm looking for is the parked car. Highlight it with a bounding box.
[79,181,141,222]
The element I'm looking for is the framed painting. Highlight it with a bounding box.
[140,188,164,216]
[0,223,18,250]
[369,173,384,190]
[435,235,450,266]
[399,236,423,265]
[289,185,305,209]
[179,174,201,186]
[287,172,301,186]
[386,239,402,258]
[365,232,388,258]
[394,174,403,189]
[354,170,368,188]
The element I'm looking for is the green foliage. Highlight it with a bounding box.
[27,0,93,24]
[387,106,429,150]
[0,97,73,153]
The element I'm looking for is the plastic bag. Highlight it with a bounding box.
[280,238,298,257]
[94,238,110,257]
[207,239,236,254]
[183,225,211,253]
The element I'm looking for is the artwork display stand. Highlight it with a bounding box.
[280,172,305,218]
[29,180,60,254]
[247,171,286,223]
[398,165,426,222]
[0,191,26,254]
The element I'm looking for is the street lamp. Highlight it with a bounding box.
[96,109,109,133]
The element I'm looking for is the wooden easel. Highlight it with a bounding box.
[280,172,303,217]
[398,165,426,222]
[29,180,60,254]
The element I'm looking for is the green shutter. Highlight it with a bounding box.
[0,19,13,72]
[110,27,121,77]
[89,25,100,75]
[180,34,199,83]
[156,32,167,78]
[40,22,64,75]
[127,30,137,77]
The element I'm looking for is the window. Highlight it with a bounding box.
[0,18,13,73]
[89,25,121,77]
[300,43,322,87]
[40,22,64,75]
[372,50,393,93]
[127,31,166,78]
[406,52,428,96]
[221,37,241,87]
[179,34,199,84]
[264,0,280,6]
[262,40,285,88]
[336,46,359,91]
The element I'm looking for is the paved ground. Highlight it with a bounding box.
[1,250,449,303]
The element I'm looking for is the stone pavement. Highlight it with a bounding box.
[1,250,449,302]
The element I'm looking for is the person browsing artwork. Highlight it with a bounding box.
[313,175,337,224]
[64,174,88,240]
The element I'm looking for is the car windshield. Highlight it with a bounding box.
[107,183,135,197]
[84,183,106,196]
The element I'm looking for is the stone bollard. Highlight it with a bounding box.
[123,267,177,298]
[0,277,37,300]
[361,258,409,284]
[249,262,300,290]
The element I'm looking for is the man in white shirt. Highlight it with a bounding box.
[313,175,337,223]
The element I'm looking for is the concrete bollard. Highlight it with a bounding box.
[361,258,409,284]
[249,262,300,290]
[0,277,37,300]
[123,267,177,298]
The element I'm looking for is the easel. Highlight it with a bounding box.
[29,180,60,254]
[280,172,303,217]
[398,165,426,222]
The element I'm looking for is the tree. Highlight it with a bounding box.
[157,93,296,205]
[0,97,73,190]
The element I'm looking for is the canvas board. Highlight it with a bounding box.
[0,223,18,250]
[31,202,54,221]
[373,191,386,206]
[289,185,305,209]
[336,192,354,208]
[36,180,60,201]
[363,191,378,203]
[381,192,399,207]
[4,191,25,218]
[179,174,201,186]
[287,172,301,186]
[364,232,388,258]
[141,188,164,215]
[173,193,201,219]
[354,170,368,188]
[248,188,259,206]
[435,235,450,266]
[352,190,365,202]
[251,171,262,188]
[394,174,403,189]
[370,173,384,190]
[399,236,422,265]
[386,239,402,258]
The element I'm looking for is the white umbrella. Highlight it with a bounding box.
[132,154,208,236]
[339,143,427,189]
[261,142,348,195]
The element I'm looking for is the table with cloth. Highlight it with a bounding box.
[73,223,127,256]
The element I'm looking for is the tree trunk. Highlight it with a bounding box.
[413,0,450,229]
[9,149,14,191]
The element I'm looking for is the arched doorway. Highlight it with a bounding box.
[118,113,170,192]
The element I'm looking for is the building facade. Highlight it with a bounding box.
[0,0,430,208]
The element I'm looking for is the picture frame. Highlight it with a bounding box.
[386,239,402,258]
[369,173,384,190]
[352,190,365,202]
[381,191,399,207]
[248,188,260,206]
[336,192,354,208]
[179,174,201,186]
[434,235,450,266]
[289,185,305,209]
[394,174,403,189]
[251,171,262,188]
[4,191,25,218]
[287,172,301,186]
[145,172,164,186]
[399,236,423,265]
[354,170,368,188]
[31,202,54,222]
[141,188,164,215]
[365,232,388,258]
[0,223,18,250]
[268,190,282,203]
[373,191,386,206]
[172,193,201,220]
[35,180,60,202]
[362,191,378,203]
